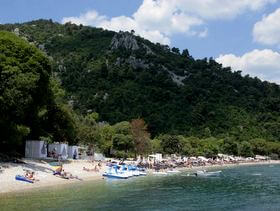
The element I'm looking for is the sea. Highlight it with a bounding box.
[1,164,280,211]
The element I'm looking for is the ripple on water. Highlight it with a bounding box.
[1,164,280,211]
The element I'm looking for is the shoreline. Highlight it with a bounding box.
[0,159,105,195]
[176,160,280,172]
[0,174,103,195]
[1,160,279,195]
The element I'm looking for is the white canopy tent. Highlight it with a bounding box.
[68,146,79,159]
[48,143,68,159]
[148,153,162,162]
[198,156,209,162]
[25,140,47,159]
[94,153,105,161]
[255,155,269,160]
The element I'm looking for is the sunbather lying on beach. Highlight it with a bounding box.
[53,165,63,175]
[61,170,83,180]
[53,166,81,180]
[53,167,70,179]
[24,171,39,182]
[61,170,70,179]
[53,166,69,178]
[83,165,99,172]
[83,167,94,172]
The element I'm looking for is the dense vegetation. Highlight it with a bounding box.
[0,31,52,154]
[0,31,78,157]
[1,20,280,159]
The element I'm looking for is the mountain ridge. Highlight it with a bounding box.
[1,19,279,141]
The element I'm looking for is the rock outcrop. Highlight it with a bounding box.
[111,32,139,51]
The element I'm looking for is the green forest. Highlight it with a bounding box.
[1,19,280,159]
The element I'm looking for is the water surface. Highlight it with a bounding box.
[1,164,280,211]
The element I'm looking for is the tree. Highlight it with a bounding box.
[171,47,180,54]
[111,121,133,158]
[112,134,133,152]
[43,104,77,144]
[2,21,280,156]
[75,112,99,147]
[249,138,268,155]
[98,124,115,156]
[151,138,162,153]
[160,135,182,155]
[182,49,190,57]
[203,127,212,138]
[222,137,239,155]
[130,118,151,156]
[239,141,254,157]
[0,31,52,152]
[178,136,193,156]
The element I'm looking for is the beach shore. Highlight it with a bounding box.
[176,160,280,172]
[1,159,279,194]
[0,159,105,194]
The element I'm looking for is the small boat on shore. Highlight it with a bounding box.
[139,171,147,176]
[103,166,129,179]
[128,166,140,176]
[104,164,148,179]
[103,172,129,179]
[136,167,147,176]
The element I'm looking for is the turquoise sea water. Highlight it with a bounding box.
[1,164,280,211]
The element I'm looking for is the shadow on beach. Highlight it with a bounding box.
[0,158,72,174]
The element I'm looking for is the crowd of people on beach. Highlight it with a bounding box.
[15,160,103,183]
[83,161,102,172]
[1,153,271,185]
[132,154,271,172]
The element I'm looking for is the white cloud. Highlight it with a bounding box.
[62,9,171,45]
[198,29,208,38]
[62,11,106,26]
[132,0,204,36]
[98,15,171,44]
[62,0,276,45]
[178,0,277,19]
[253,8,280,46]
[216,49,280,84]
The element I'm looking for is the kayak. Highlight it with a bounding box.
[15,175,34,183]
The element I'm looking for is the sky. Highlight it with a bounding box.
[1,0,280,84]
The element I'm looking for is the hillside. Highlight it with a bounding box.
[1,19,280,142]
